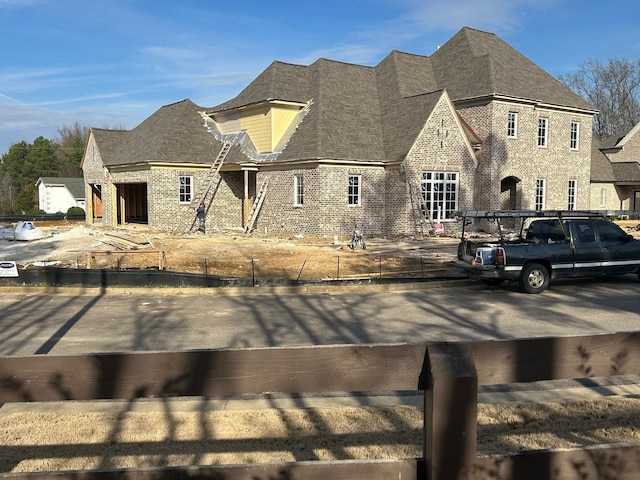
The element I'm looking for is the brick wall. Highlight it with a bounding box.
[458,101,592,211]
[399,95,477,234]
[256,165,387,237]
[608,130,640,162]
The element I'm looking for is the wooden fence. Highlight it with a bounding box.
[1,332,639,479]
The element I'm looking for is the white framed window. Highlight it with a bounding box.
[599,188,606,208]
[570,121,580,150]
[537,117,548,147]
[179,176,193,203]
[348,175,361,206]
[535,178,546,210]
[567,179,577,210]
[507,111,518,138]
[421,171,459,221]
[294,175,304,206]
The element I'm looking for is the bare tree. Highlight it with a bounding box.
[559,57,640,140]
[55,122,89,176]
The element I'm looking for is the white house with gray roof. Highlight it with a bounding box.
[82,27,598,236]
[36,177,86,214]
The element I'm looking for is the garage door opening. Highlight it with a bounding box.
[116,183,148,225]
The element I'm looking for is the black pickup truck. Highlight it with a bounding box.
[454,210,640,293]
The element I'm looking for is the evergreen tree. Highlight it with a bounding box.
[24,136,60,184]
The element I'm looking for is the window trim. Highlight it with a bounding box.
[420,171,459,221]
[570,121,580,150]
[537,117,548,148]
[348,174,361,206]
[535,178,546,211]
[293,174,304,206]
[507,111,518,138]
[179,175,193,204]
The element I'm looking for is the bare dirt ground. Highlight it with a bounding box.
[1,398,639,472]
[0,220,460,280]
[1,219,639,473]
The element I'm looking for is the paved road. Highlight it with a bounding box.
[1,274,639,356]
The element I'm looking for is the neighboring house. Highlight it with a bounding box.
[36,177,86,214]
[82,27,596,236]
[591,124,640,211]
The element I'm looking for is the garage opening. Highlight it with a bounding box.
[116,183,148,225]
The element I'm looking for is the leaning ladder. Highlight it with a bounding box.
[244,178,269,234]
[191,141,232,209]
[409,181,435,234]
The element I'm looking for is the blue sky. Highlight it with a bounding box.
[1,0,640,155]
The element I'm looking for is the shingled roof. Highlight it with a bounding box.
[93,27,594,167]
[94,100,224,167]
[591,138,616,182]
[591,136,640,183]
[210,26,594,164]
[431,27,595,111]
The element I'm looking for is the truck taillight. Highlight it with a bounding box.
[495,247,505,265]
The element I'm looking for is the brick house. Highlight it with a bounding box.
[591,124,640,211]
[82,27,596,236]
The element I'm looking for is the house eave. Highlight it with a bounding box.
[207,99,307,115]
[455,94,598,115]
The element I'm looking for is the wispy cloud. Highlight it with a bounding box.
[0,0,42,8]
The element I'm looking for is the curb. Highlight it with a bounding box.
[0,278,474,296]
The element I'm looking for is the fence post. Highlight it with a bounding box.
[423,343,478,480]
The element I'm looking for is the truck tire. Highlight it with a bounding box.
[519,262,549,294]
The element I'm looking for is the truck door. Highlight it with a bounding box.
[568,220,602,276]
[595,220,639,275]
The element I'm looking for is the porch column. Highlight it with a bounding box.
[243,170,250,227]
[119,188,126,226]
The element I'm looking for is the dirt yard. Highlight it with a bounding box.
[0,220,460,280]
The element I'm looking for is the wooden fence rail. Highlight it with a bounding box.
[1,332,639,479]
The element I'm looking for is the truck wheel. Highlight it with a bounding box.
[519,262,549,294]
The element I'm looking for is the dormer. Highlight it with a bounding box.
[210,100,307,154]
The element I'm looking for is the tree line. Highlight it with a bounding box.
[0,123,87,214]
[1,57,640,215]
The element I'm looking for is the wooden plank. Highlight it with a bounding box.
[469,331,640,385]
[424,343,477,480]
[0,344,427,403]
[474,444,640,480]
[1,459,421,480]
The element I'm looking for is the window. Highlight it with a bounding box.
[596,220,628,243]
[535,178,546,210]
[348,175,361,206]
[599,188,606,208]
[179,176,193,203]
[507,112,518,138]
[537,117,548,147]
[421,171,459,221]
[570,121,580,150]
[567,179,577,210]
[574,222,595,243]
[294,175,304,206]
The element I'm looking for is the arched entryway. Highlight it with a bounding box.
[500,176,521,210]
